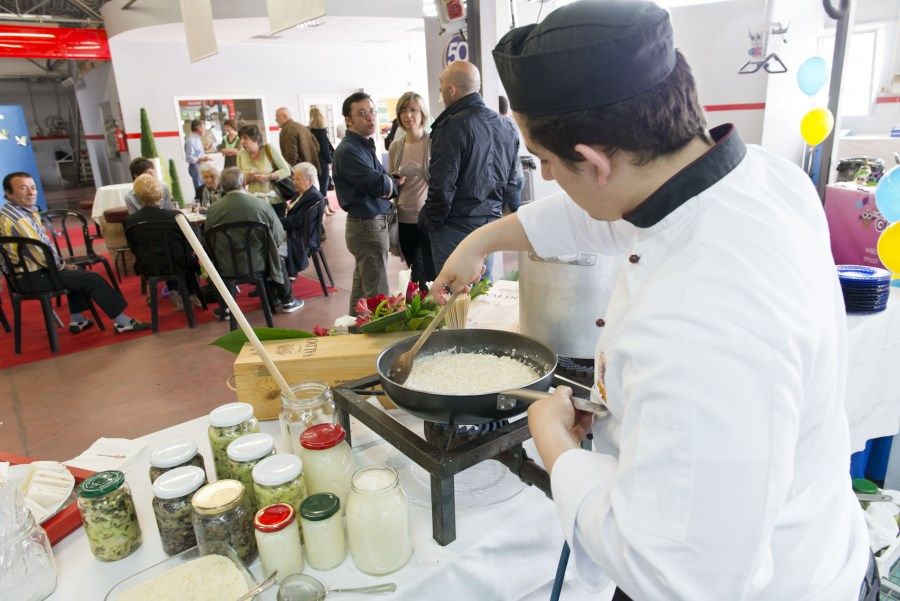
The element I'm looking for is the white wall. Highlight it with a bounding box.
[108,22,427,199]
[75,62,132,187]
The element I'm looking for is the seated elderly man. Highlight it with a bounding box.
[125,157,174,214]
[204,167,303,314]
[0,171,150,333]
[198,163,222,208]
[280,162,324,277]
[124,174,202,311]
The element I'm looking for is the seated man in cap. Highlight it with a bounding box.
[1,172,150,333]
[418,60,521,280]
[432,1,874,599]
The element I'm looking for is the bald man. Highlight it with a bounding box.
[275,107,321,174]
[419,60,521,280]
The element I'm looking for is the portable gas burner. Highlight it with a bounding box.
[333,372,591,545]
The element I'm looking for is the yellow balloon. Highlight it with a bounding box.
[800,107,834,146]
[877,222,900,273]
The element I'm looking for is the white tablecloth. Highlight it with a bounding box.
[50,411,614,600]
[91,183,134,221]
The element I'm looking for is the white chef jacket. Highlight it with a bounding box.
[517,125,870,600]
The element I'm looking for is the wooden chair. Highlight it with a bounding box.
[0,236,105,353]
[125,221,207,333]
[41,209,119,292]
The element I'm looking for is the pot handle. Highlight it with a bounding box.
[497,388,609,418]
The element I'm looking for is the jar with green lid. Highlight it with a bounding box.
[75,470,142,562]
[191,479,257,564]
[151,466,206,556]
[207,402,259,480]
[253,454,308,533]
[148,439,207,484]
[299,493,346,570]
[226,433,275,511]
[279,380,334,455]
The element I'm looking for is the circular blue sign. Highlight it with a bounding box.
[444,32,468,66]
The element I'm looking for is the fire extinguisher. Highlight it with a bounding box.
[114,127,127,152]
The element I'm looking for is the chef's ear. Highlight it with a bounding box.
[574,144,612,187]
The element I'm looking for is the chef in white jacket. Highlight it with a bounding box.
[432,1,876,599]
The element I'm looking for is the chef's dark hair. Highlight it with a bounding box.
[521,51,708,168]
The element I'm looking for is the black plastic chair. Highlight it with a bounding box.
[41,209,120,292]
[0,236,105,353]
[203,221,276,331]
[0,287,10,334]
[125,221,208,333]
[303,199,335,296]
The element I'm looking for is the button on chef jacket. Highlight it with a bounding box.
[517,125,869,599]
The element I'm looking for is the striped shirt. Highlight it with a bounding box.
[0,201,62,272]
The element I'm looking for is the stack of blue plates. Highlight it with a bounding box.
[837,265,891,314]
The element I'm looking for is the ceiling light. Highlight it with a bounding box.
[0,32,56,38]
[0,43,24,48]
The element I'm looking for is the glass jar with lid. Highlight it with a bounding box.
[254,503,304,582]
[207,402,259,480]
[279,380,334,455]
[0,473,57,600]
[346,465,412,575]
[299,424,355,513]
[299,493,346,570]
[252,454,307,516]
[151,466,206,556]
[75,470,142,562]
[191,479,257,564]
[226,433,275,511]
[148,439,207,484]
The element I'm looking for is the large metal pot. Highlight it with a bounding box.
[518,251,621,360]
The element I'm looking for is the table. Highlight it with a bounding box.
[51,412,613,600]
[91,183,134,239]
[824,183,886,268]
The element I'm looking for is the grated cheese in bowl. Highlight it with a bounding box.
[117,554,248,601]
[404,351,541,394]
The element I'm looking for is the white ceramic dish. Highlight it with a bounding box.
[8,462,75,524]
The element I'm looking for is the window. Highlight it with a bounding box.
[817,27,887,117]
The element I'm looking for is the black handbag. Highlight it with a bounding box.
[263,144,297,201]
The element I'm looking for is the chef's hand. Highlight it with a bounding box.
[527,386,593,474]
[431,243,486,304]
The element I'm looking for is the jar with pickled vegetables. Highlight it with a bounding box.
[151,466,206,556]
[207,402,259,480]
[191,480,257,564]
[75,471,142,562]
[226,433,275,511]
[148,439,207,484]
[252,454,307,515]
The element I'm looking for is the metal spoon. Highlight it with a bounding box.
[278,574,397,601]
[388,288,462,384]
[236,571,279,601]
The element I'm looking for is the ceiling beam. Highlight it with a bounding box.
[22,0,51,15]
[66,0,102,20]
[0,13,99,24]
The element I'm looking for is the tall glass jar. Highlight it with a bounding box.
[226,433,275,512]
[148,439,207,484]
[279,381,334,455]
[299,424,355,513]
[0,477,57,600]
[346,465,412,575]
[299,493,346,570]
[254,503,304,582]
[151,466,206,556]
[191,480,257,564]
[207,402,259,480]
[75,470,142,562]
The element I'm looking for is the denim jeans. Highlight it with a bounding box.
[429,218,495,283]
[345,214,390,314]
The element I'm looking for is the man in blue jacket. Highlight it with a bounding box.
[420,60,521,279]
[332,92,398,313]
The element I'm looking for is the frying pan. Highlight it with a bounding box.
[376,329,606,424]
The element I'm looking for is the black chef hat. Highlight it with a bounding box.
[493,0,676,116]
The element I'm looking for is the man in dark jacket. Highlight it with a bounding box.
[420,60,521,279]
[276,107,321,174]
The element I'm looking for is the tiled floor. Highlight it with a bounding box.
[0,186,412,461]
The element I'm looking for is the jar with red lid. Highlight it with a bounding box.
[298,424,355,513]
[254,503,304,582]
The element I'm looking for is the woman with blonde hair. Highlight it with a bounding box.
[387,91,434,289]
[308,106,335,206]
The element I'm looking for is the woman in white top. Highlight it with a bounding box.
[388,91,435,289]
[236,123,291,218]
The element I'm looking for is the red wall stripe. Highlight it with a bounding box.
[124,131,180,139]
[703,102,766,112]
[875,96,900,104]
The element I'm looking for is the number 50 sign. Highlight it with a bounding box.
[444,32,468,66]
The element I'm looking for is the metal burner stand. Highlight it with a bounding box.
[334,374,556,546]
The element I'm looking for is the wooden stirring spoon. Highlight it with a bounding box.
[388,288,463,384]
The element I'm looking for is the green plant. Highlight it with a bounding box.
[139,108,158,158]
[168,158,185,208]
[210,327,313,355]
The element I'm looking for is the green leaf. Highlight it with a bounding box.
[356,310,408,333]
[209,327,313,355]
[469,278,492,299]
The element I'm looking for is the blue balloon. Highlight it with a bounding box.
[876,166,900,224]
[796,57,829,96]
